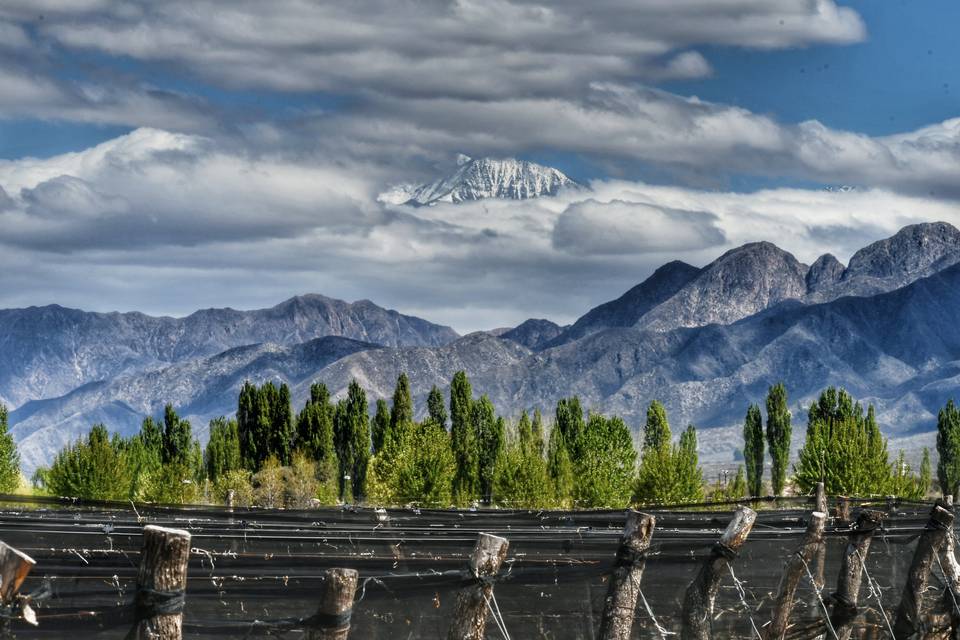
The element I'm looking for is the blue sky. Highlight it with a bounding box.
[1,1,959,330]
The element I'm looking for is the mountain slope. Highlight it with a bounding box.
[551,261,701,345]
[383,155,579,206]
[10,336,378,473]
[636,242,809,332]
[0,294,457,408]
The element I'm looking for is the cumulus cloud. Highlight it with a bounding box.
[4,128,960,333]
[553,200,726,255]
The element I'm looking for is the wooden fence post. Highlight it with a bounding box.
[681,506,757,640]
[765,511,827,640]
[132,525,192,640]
[830,509,885,640]
[814,483,828,592]
[446,532,510,640]
[892,504,955,638]
[598,510,656,640]
[938,497,960,635]
[307,568,358,640]
[0,540,37,628]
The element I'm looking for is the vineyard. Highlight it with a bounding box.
[0,491,957,639]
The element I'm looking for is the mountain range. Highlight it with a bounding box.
[6,221,960,474]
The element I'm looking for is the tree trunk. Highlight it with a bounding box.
[766,511,827,640]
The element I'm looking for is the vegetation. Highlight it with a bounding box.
[0,404,21,493]
[765,383,792,496]
[742,404,764,497]
[28,375,941,508]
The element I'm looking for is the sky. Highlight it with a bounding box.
[1,0,959,333]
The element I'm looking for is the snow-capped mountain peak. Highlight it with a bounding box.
[379,155,581,206]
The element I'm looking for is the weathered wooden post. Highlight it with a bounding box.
[681,506,757,640]
[131,525,191,640]
[307,568,358,640]
[892,504,955,638]
[446,532,510,640]
[830,509,885,640]
[938,497,960,636]
[814,482,828,592]
[765,511,827,640]
[598,510,656,640]
[836,496,851,524]
[0,540,37,629]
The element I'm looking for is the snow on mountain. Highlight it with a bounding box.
[380,155,581,206]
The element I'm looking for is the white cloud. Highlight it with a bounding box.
[3,128,960,333]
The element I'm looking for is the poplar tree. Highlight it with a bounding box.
[427,385,447,428]
[765,383,791,496]
[472,396,503,505]
[494,417,551,508]
[371,399,390,454]
[0,405,20,493]
[204,417,241,482]
[450,371,477,503]
[546,426,574,507]
[937,399,960,499]
[555,397,585,460]
[387,373,415,452]
[643,400,671,452]
[742,404,764,496]
[531,409,545,456]
[338,380,370,502]
[296,383,334,461]
[162,404,192,466]
[574,414,637,508]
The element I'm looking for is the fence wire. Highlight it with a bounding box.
[0,494,952,638]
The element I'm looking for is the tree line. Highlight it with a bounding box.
[10,376,960,506]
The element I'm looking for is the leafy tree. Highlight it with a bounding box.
[473,396,504,505]
[574,414,637,508]
[373,420,456,507]
[889,450,929,501]
[643,400,671,452]
[743,404,765,497]
[205,417,242,482]
[138,416,164,460]
[765,383,792,496]
[386,373,415,453]
[0,404,20,493]
[450,371,477,503]
[530,409,545,457]
[162,404,192,466]
[555,397,585,460]
[344,380,371,501]
[42,425,133,500]
[546,426,574,507]
[213,469,254,506]
[294,387,338,501]
[427,385,448,429]
[937,399,960,499]
[237,381,295,470]
[493,419,551,508]
[371,399,390,454]
[794,390,891,496]
[635,409,704,505]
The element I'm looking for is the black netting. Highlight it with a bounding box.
[0,494,953,638]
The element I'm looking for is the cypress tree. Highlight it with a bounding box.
[450,371,477,503]
[0,405,20,493]
[765,383,792,496]
[643,400,671,452]
[371,399,390,454]
[937,399,960,499]
[427,385,447,428]
[742,404,764,497]
[676,425,704,501]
